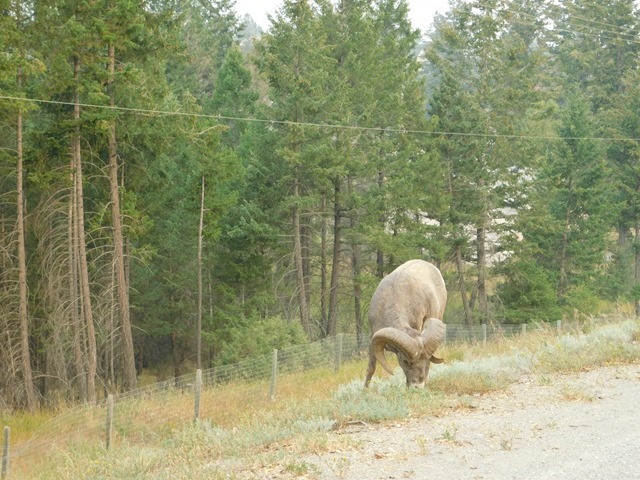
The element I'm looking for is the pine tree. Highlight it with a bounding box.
[551,0,640,308]
[254,0,334,338]
[525,89,613,308]
[0,0,43,410]
[425,0,548,326]
[607,65,640,315]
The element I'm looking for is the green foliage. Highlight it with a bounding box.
[562,284,600,318]
[5,0,640,409]
[215,316,308,365]
[496,258,562,323]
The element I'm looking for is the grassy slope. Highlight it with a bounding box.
[8,318,640,479]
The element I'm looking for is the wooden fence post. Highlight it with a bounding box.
[106,395,114,450]
[2,426,9,479]
[482,324,487,347]
[521,324,527,335]
[194,369,202,421]
[557,320,562,333]
[269,349,278,401]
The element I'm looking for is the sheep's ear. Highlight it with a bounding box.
[430,355,444,364]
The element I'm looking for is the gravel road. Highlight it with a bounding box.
[300,363,640,480]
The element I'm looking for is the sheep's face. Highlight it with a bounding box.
[396,351,431,388]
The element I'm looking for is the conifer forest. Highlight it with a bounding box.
[2,0,640,409]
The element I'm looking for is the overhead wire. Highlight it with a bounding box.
[1,94,638,142]
[2,1,640,144]
[468,0,640,45]
[557,0,639,31]
[516,3,640,44]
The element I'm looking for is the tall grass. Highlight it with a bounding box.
[8,317,640,479]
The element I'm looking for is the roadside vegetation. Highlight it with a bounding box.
[7,316,639,479]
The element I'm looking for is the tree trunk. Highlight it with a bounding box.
[292,175,311,337]
[447,153,474,338]
[376,170,385,278]
[476,224,489,324]
[108,42,137,391]
[558,177,574,300]
[618,223,629,249]
[197,174,205,369]
[171,330,184,381]
[69,146,86,402]
[302,223,312,311]
[74,56,97,403]
[16,76,37,411]
[454,242,475,339]
[208,270,215,368]
[108,262,116,392]
[320,192,328,335]
[559,204,571,299]
[348,177,364,347]
[635,222,640,318]
[328,178,342,338]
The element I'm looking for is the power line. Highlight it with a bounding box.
[557,0,639,32]
[1,94,638,143]
[468,0,640,45]
[517,4,640,44]
[510,16,639,47]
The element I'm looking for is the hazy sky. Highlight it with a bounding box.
[235,0,451,34]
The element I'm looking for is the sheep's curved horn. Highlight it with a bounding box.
[371,327,421,375]
[421,318,445,360]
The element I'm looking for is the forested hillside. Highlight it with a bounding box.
[1,0,639,410]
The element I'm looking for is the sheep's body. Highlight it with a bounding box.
[364,260,447,388]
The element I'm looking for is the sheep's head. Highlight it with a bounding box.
[371,318,445,388]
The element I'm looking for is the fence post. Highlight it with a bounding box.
[194,369,202,421]
[334,334,343,372]
[443,324,447,346]
[105,395,114,450]
[482,324,487,347]
[556,320,562,333]
[2,426,9,479]
[269,349,278,401]
[521,324,527,335]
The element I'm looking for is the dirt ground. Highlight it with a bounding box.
[298,363,640,480]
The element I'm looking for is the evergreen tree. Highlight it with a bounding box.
[521,89,613,309]
[168,0,242,101]
[425,0,548,326]
[254,0,335,338]
[607,65,640,314]
[0,0,44,410]
[550,0,639,309]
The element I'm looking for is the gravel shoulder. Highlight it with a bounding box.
[301,363,640,480]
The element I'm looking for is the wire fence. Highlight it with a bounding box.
[0,315,624,478]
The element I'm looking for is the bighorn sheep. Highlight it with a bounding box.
[364,259,446,388]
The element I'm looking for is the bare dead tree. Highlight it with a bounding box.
[107,42,137,392]
[73,55,97,403]
[16,72,37,411]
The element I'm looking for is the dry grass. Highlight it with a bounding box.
[7,317,640,479]
[558,384,597,402]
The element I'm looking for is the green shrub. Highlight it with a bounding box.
[331,377,410,422]
[216,315,307,365]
